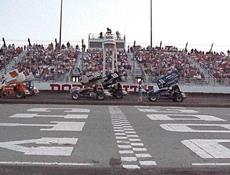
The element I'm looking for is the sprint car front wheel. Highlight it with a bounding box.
[148,93,158,102]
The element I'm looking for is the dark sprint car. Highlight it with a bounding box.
[147,72,186,102]
[101,72,123,99]
[70,72,124,100]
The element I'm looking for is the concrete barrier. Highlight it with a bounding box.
[34,82,230,94]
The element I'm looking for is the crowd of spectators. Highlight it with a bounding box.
[82,49,103,74]
[1,40,230,85]
[0,44,23,72]
[82,49,131,80]
[134,46,205,84]
[16,43,79,82]
[117,51,132,80]
[189,49,230,84]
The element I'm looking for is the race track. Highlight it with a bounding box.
[0,93,230,175]
[0,91,230,107]
[0,104,230,174]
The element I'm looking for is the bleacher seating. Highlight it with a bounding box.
[133,47,205,84]
[16,43,78,82]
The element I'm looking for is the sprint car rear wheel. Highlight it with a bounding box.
[97,93,105,100]
[114,91,123,99]
[15,92,24,99]
[174,94,183,102]
[72,92,79,100]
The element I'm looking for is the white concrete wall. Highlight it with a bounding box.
[34,82,230,94]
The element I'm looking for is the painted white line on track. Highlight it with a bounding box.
[131,143,144,146]
[127,135,139,138]
[138,108,198,114]
[114,130,124,132]
[136,153,152,158]
[125,131,136,134]
[135,106,186,109]
[146,114,225,121]
[0,122,85,132]
[118,145,132,149]
[0,161,94,166]
[119,150,134,154]
[122,165,140,169]
[129,138,141,142]
[27,108,90,113]
[122,126,133,129]
[113,125,123,127]
[139,161,157,166]
[124,128,134,131]
[121,157,137,161]
[9,114,88,119]
[114,127,124,130]
[161,123,230,133]
[115,133,126,136]
[121,124,132,126]
[192,163,230,166]
[133,148,147,151]
[116,137,128,140]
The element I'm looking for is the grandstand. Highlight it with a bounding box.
[132,47,205,84]
[189,50,230,85]
[129,45,230,86]
[1,33,230,86]
[1,42,79,83]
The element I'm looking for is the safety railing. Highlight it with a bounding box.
[88,33,125,41]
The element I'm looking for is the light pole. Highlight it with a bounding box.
[81,39,85,72]
[150,0,153,48]
[59,0,63,50]
[2,37,7,74]
[4,51,6,74]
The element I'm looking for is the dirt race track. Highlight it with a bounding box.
[0,91,230,107]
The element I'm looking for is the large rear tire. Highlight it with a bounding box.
[174,94,183,102]
[114,91,123,99]
[97,92,105,100]
[72,92,79,100]
[15,92,24,99]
